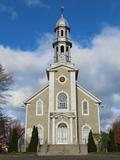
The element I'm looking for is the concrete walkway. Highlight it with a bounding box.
[0,154,120,160]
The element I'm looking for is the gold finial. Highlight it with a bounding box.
[60,6,64,17]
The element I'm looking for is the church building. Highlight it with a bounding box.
[24,12,101,155]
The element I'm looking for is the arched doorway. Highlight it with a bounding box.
[57,123,68,144]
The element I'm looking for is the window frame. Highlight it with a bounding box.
[60,45,64,53]
[61,30,64,37]
[82,124,91,144]
[37,124,44,144]
[36,99,43,116]
[56,91,69,111]
[82,99,89,116]
[58,93,67,110]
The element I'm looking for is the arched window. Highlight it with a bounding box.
[61,45,64,53]
[82,99,89,115]
[36,99,43,115]
[57,123,68,144]
[58,93,67,109]
[56,46,58,52]
[82,125,90,144]
[38,125,44,144]
[66,46,68,52]
[61,30,64,36]
[65,30,67,37]
[57,30,59,37]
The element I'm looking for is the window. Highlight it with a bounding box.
[65,30,67,37]
[66,46,68,52]
[61,30,64,36]
[57,30,59,37]
[57,123,68,144]
[36,99,43,115]
[82,99,89,115]
[61,45,64,53]
[58,93,67,109]
[26,128,32,139]
[38,125,44,144]
[56,46,58,52]
[82,125,90,144]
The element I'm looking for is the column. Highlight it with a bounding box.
[52,118,55,144]
[70,117,73,144]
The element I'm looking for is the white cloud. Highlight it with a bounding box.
[112,94,120,104]
[0,2,17,20]
[1,27,120,131]
[25,0,50,8]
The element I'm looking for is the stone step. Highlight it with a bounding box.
[37,144,87,155]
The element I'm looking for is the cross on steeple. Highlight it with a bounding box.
[60,6,64,16]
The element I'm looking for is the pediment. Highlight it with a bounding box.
[50,112,75,118]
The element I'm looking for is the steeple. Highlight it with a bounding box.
[52,7,72,64]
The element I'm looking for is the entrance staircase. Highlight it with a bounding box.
[37,144,88,155]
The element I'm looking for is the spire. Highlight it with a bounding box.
[52,10,72,64]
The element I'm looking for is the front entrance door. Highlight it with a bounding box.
[57,123,68,144]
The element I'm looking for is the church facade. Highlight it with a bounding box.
[24,13,101,154]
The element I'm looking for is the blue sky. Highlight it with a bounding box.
[1,0,120,131]
[1,0,120,49]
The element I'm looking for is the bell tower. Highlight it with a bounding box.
[53,7,72,63]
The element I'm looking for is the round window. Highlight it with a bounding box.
[59,76,65,82]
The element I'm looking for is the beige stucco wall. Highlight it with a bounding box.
[76,86,100,144]
[26,87,49,144]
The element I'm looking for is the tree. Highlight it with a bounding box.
[113,117,120,151]
[27,126,38,152]
[88,130,97,152]
[99,132,109,152]
[9,128,18,152]
[0,111,9,146]
[0,64,13,104]
[107,129,116,152]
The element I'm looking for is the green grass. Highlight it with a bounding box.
[89,152,120,157]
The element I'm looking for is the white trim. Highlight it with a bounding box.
[25,104,29,140]
[81,99,89,116]
[49,72,54,112]
[24,84,48,103]
[70,118,73,144]
[37,124,44,144]
[56,90,69,111]
[52,118,55,144]
[49,64,77,71]
[75,118,77,143]
[48,71,54,144]
[48,115,50,144]
[77,84,101,103]
[71,72,76,112]
[97,104,101,134]
[56,121,70,144]
[36,99,43,116]
[81,124,91,144]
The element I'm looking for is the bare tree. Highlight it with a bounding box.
[0,64,13,104]
[113,116,120,151]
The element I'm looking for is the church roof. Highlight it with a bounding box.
[24,84,49,104]
[46,64,79,80]
[56,15,69,28]
[77,84,102,104]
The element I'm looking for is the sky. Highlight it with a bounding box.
[1,0,120,131]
